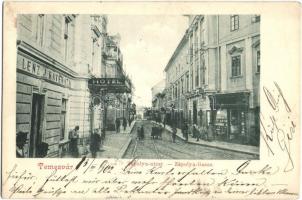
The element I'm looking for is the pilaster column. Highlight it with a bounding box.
[245,37,253,108]
[220,45,227,91]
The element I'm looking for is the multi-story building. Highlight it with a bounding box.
[16,14,131,157]
[164,32,190,128]
[99,34,132,130]
[151,79,166,110]
[164,15,260,146]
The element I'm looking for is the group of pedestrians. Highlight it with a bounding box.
[115,117,128,133]
[182,122,215,142]
[69,125,106,158]
[158,120,215,144]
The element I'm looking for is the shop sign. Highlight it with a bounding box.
[17,55,71,88]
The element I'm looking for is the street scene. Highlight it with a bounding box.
[16,14,260,159]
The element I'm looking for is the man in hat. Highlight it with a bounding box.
[172,126,177,143]
[16,131,28,158]
[115,118,120,133]
[90,129,101,158]
[69,125,80,157]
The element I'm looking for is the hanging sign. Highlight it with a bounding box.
[88,78,131,93]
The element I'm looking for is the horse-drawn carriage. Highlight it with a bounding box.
[151,124,163,139]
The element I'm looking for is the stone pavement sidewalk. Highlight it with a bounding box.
[152,121,259,156]
[86,121,136,158]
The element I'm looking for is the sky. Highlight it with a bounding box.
[107,15,188,108]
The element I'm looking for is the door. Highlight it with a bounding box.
[29,93,45,157]
[193,100,197,124]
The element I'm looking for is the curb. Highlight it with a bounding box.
[118,137,132,158]
[119,121,137,158]
[175,134,259,157]
[151,121,259,157]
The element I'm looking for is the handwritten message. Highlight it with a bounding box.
[261,82,296,172]
[2,158,298,199]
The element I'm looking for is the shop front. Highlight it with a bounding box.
[209,92,251,145]
[16,43,74,157]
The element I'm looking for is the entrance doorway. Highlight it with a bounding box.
[193,100,197,124]
[29,93,45,157]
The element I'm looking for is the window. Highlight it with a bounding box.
[181,79,184,94]
[200,29,205,45]
[36,14,45,47]
[231,55,241,77]
[256,50,260,73]
[60,99,67,140]
[252,15,260,23]
[191,72,193,90]
[186,74,189,92]
[230,15,239,31]
[194,27,198,53]
[195,63,199,87]
[64,17,71,61]
[201,55,205,85]
[189,34,193,63]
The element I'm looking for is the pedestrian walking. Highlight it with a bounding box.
[115,118,120,133]
[100,128,106,145]
[193,124,201,142]
[199,126,207,140]
[207,122,214,142]
[151,125,156,139]
[172,126,177,143]
[182,122,189,142]
[69,125,79,157]
[140,125,145,140]
[90,129,101,158]
[137,126,141,140]
[123,117,127,132]
[158,124,163,139]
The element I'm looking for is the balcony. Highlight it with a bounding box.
[102,45,123,67]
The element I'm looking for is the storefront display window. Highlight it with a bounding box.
[214,109,228,140]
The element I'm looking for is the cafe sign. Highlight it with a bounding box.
[17,55,71,88]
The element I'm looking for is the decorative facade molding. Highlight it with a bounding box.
[228,46,244,54]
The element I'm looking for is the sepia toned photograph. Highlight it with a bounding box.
[3,2,300,199]
[16,14,260,159]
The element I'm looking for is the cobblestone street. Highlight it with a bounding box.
[123,120,258,160]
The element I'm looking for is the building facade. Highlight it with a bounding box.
[151,79,166,110]
[16,14,131,158]
[164,15,260,146]
[164,33,190,129]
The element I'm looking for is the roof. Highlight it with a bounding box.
[164,30,188,72]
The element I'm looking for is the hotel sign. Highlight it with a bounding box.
[17,55,71,88]
[88,78,131,93]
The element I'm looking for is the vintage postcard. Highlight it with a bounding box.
[1,1,300,199]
